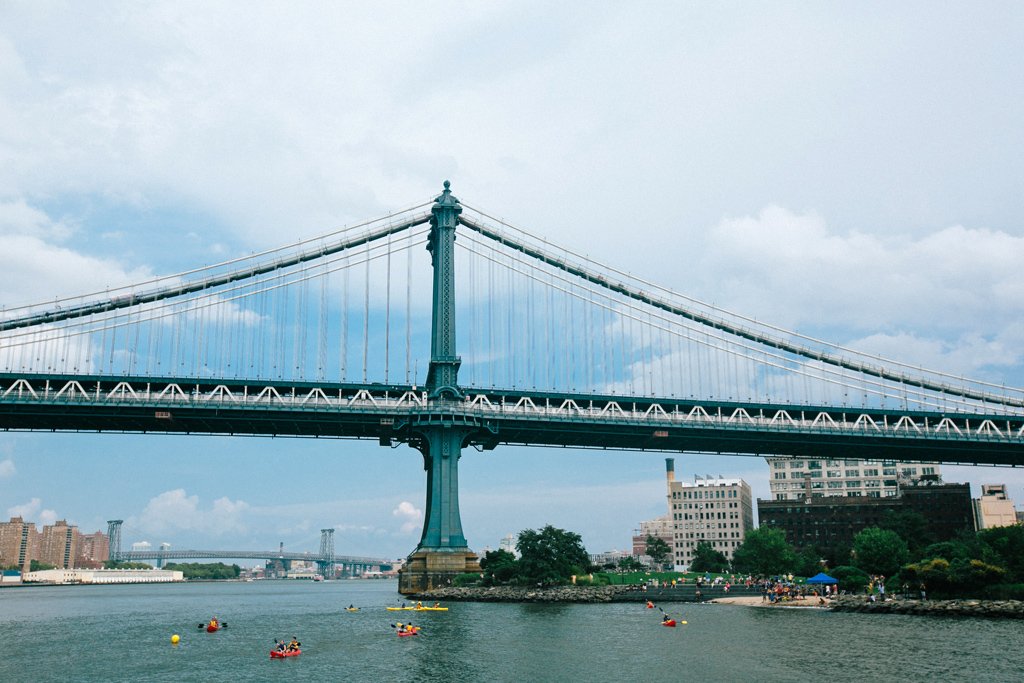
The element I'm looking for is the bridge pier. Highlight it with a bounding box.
[398,422,481,594]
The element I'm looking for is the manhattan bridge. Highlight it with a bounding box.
[1,182,1022,592]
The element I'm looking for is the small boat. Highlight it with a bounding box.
[345,607,360,612]
[207,624,219,633]
[270,648,301,658]
[661,620,676,627]
[397,630,419,637]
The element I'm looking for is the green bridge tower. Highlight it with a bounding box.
[398,181,485,593]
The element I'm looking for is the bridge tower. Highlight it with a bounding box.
[106,520,123,564]
[398,181,483,594]
[317,528,335,578]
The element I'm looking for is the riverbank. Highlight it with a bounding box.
[828,595,1024,619]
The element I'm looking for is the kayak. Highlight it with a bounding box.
[345,607,360,612]
[270,649,301,658]
[386,607,413,611]
[662,620,676,627]
[206,625,220,633]
[386,606,447,611]
[397,630,418,637]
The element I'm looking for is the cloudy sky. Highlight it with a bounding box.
[1,2,1023,560]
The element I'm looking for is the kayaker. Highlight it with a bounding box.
[288,636,300,651]
[433,602,441,608]
[662,614,671,624]
[416,601,423,608]
[209,617,218,629]
[276,640,287,652]
[348,604,355,610]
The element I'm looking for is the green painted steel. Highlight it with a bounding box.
[413,181,473,552]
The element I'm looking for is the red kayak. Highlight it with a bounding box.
[206,625,220,633]
[397,630,418,637]
[662,620,676,627]
[270,649,301,658]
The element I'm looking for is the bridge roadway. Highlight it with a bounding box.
[1,373,1023,466]
[117,548,392,570]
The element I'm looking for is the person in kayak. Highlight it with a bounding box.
[416,601,423,608]
[288,636,300,651]
[209,617,219,629]
[276,640,287,653]
[433,602,441,608]
[662,613,672,624]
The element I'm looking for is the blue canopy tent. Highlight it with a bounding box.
[806,572,838,585]
[806,572,838,595]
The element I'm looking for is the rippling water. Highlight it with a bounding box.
[2,580,1022,682]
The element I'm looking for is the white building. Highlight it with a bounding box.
[23,568,184,584]
[765,457,941,501]
[665,459,753,570]
[974,484,1019,529]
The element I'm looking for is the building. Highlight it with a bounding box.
[631,515,672,558]
[765,456,941,501]
[0,516,39,574]
[665,458,753,570]
[77,531,110,568]
[973,484,1019,529]
[22,568,184,584]
[39,520,79,569]
[758,480,975,551]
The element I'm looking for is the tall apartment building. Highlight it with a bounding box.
[0,516,39,573]
[665,458,753,570]
[77,531,111,568]
[765,456,941,501]
[39,520,79,569]
[973,484,1019,529]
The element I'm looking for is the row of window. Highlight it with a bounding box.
[671,488,743,500]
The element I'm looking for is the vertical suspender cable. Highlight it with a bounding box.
[384,232,392,384]
[363,249,370,383]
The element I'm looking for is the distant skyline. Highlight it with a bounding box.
[2,3,1023,559]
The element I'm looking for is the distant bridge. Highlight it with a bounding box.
[117,548,393,572]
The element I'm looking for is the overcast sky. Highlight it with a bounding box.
[1,2,1023,560]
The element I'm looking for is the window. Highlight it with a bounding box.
[863,468,879,476]
[847,480,861,488]
[922,467,936,475]
[865,480,881,488]
[845,469,860,477]
[827,470,841,478]
[827,482,844,489]
[774,472,787,479]
[790,461,805,468]
[808,461,822,469]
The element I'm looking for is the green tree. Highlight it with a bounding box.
[645,535,672,569]
[731,528,797,576]
[689,541,729,573]
[977,525,1024,582]
[104,560,152,570]
[878,510,935,556]
[479,549,517,585]
[163,562,240,579]
[852,527,909,577]
[617,556,644,572]
[29,560,56,571]
[515,525,590,586]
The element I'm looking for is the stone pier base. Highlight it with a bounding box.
[398,549,480,595]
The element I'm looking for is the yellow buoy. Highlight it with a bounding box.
[171,634,180,644]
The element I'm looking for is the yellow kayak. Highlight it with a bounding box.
[386,606,448,612]
[345,607,360,612]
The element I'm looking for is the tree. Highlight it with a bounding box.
[731,528,797,576]
[29,560,56,572]
[516,525,590,586]
[479,549,517,585]
[852,527,909,577]
[617,556,644,572]
[978,525,1024,582]
[878,510,935,556]
[689,541,729,573]
[830,565,869,591]
[645,535,672,569]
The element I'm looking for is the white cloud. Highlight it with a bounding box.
[134,489,250,537]
[0,458,14,478]
[7,497,41,519]
[392,500,422,534]
[6,497,58,526]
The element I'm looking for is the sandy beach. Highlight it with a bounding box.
[710,595,831,608]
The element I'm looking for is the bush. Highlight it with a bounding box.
[981,583,1024,600]
[830,565,869,592]
[452,573,481,587]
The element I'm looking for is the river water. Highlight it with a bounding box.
[2,579,1021,682]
